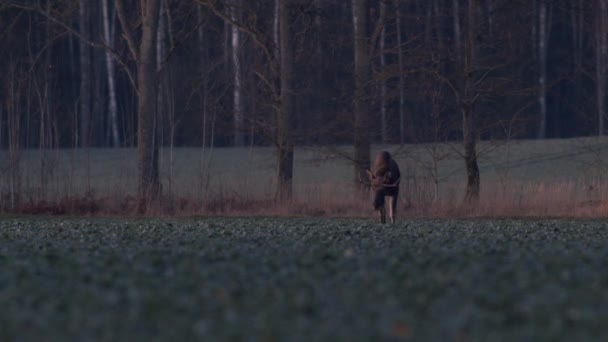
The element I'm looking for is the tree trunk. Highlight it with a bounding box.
[136,0,162,209]
[314,0,324,144]
[424,0,432,45]
[597,0,607,136]
[92,39,105,147]
[463,0,480,202]
[487,0,493,35]
[396,3,406,144]
[274,0,280,55]
[6,62,22,209]
[276,0,294,201]
[102,0,120,147]
[79,0,91,147]
[452,0,462,61]
[231,0,244,146]
[537,0,548,139]
[379,0,387,144]
[197,5,209,148]
[352,0,371,188]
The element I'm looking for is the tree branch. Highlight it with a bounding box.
[7,2,138,93]
[114,0,139,62]
[369,0,388,57]
[195,0,276,66]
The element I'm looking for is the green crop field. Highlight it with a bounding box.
[1,217,607,340]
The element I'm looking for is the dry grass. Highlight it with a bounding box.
[2,138,608,218]
[4,178,608,219]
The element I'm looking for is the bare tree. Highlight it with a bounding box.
[197,0,296,200]
[379,0,388,144]
[597,0,607,136]
[461,0,480,202]
[537,0,550,139]
[5,61,23,209]
[276,0,295,201]
[352,0,371,188]
[102,0,120,147]
[114,0,163,210]
[79,0,91,147]
[231,0,245,146]
[396,2,406,144]
[452,0,462,61]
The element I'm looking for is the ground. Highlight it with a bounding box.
[1,217,607,340]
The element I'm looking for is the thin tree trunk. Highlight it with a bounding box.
[0,102,3,150]
[68,29,78,147]
[44,0,53,150]
[314,0,323,144]
[579,0,584,61]
[102,0,120,147]
[231,0,244,146]
[463,0,480,202]
[433,0,444,52]
[379,0,387,144]
[93,39,105,147]
[37,0,53,198]
[538,0,548,139]
[396,3,406,144]
[276,0,295,201]
[424,0,432,45]
[7,63,22,209]
[157,0,166,196]
[487,0,493,35]
[452,0,461,61]
[197,5,208,148]
[274,0,280,56]
[352,0,371,188]
[79,0,91,148]
[224,14,230,81]
[136,0,162,209]
[597,0,607,136]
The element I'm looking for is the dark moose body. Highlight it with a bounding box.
[367,151,401,224]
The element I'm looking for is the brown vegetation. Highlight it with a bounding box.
[3,179,608,219]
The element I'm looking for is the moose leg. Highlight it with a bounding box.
[379,207,386,224]
[387,196,397,224]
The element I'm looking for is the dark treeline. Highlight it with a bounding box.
[0,0,601,149]
[0,0,604,205]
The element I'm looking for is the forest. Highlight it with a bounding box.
[3,3,608,339]
[0,0,605,210]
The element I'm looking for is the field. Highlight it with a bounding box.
[2,217,608,340]
[2,137,608,216]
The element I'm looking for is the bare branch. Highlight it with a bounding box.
[114,0,139,62]
[195,0,276,65]
[369,0,388,57]
[7,2,138,93]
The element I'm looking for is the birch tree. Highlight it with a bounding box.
[231,0,244,146]
[102,0,120,147]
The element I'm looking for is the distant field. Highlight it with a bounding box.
[1,217,607,340]
[1,137,608,216]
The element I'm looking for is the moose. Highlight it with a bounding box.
[365,151,401,224]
